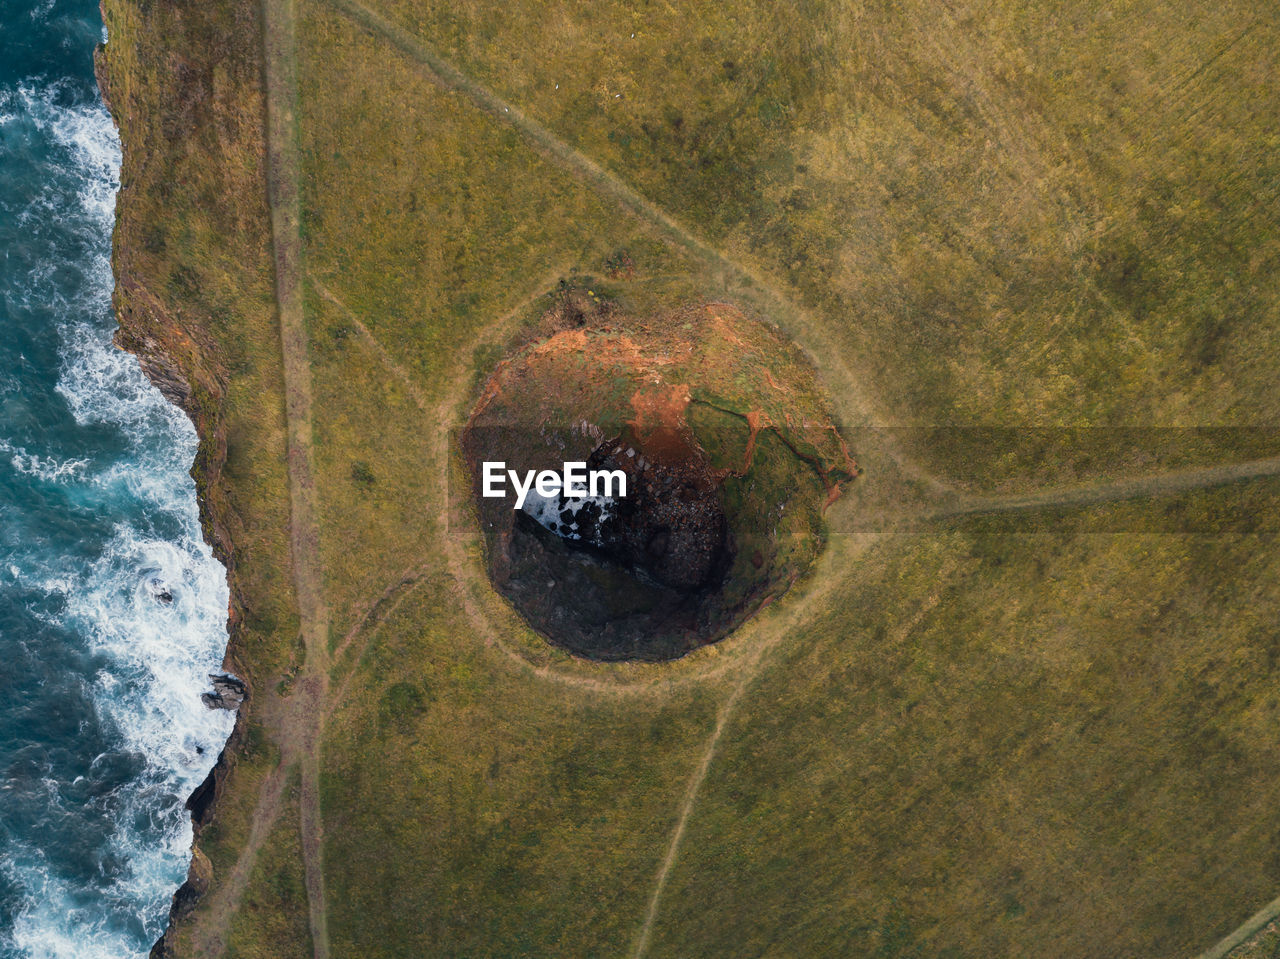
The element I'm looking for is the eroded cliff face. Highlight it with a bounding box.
[97,0,302,952]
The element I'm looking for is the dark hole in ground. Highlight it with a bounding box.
[461,302,857,663]
[491,430,738,661]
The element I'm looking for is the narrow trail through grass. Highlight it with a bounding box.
[921,454,1280,525]
[189,765,291,958]
[309,274,434,417]
[316,0,956,503]
[306,265,1280,958]
[629,549,956,958]
[262,0,333,949]
[310,273,844,710]
[628,676,749,959]
[1197,893,1280,959]
[189,0,334,955]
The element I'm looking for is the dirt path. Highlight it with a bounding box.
[189,0,333,956]
[309,270,753,706]
[312,248,1280,699]
[1197,897,1280,959]
[628,674,750,959]
[262,0,333,953]
[190,6,1280,955]
[296,261,1280,959]
[189,764,290,958]
[918,454,1280,525]
[625,447,1280,956]
[309,274,435,416]
[629,543,951,958]
[318,0,948,498]
[316,0,771,292]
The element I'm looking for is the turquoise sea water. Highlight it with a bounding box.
[0,2,233,955]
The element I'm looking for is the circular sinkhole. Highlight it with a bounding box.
[462,302,857,662]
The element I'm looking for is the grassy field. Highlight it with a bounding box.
[654,494,1280,957]
[100,0,1280,955]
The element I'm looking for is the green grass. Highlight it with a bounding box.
[321,586,722,957]
[100,0,311,946]
[225,771,313,959]
[370,0,1280,443]
[1231,924,1280,959]
[100,0,1280,955]
[653,485,1280,957]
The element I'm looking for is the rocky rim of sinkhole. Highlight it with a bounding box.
[462,295,858,662]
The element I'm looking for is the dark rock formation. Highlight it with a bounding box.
[584,435,727,590]
[185,752,222,827]
[200,673,246,710]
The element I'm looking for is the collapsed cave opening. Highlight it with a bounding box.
[467,424,739,661]
[462,302,857,662]
[527,433,730,592]
[506,428,736,660]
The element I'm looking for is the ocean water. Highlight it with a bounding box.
[0,2,234,956]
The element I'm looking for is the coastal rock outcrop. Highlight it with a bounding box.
[200,673,246,710]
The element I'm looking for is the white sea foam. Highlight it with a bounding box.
[12,518,237,956]
[3,68,233,959]
[0,439,89,482]
[69,526,233,775]
[27,83,120,234]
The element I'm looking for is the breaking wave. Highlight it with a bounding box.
[0,20,234,959]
